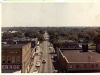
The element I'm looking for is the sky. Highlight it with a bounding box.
[1,2,100,27]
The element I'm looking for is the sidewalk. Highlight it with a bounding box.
[29,45,42,73]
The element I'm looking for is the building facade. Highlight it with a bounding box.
[57,43,100,73]
[2,42,33,73]
[96,39,100,53]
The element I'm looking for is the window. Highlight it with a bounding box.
[13,52,15,53]
[16,56,20,63]
[76,65,80,68]
[2,56,5,63]
[10,52,12,53]
[12,56,16,63]
[96,64,98,68]
[7,56,11,63]
[69,65,73,69]
[2,61,5,63]
[8,61,10,63]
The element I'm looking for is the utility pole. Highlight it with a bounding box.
[88,56,92,72]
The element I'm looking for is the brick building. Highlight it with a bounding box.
[57,42,100,73]
[58,40,79,48]
[96,38,100,53]
[2,42,34,73]
[2,38,38,48]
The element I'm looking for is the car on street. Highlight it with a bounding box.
[37,60,41,63]
[51,56,54,59]
[35,52,38,55]
[40,51,43,54]
[42,59,46,63]
[35,61,41,67]
[53,70,58,73]
[49,47,53,50]
[33,69,39,73]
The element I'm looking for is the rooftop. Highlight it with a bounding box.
[59,41,79,48]
[62,50,100,63]
[58,40,74,43]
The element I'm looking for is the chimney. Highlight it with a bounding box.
[82,43,88,52]
[14,41,17,44]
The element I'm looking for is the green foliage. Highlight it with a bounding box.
[2,27,99,45]
[97,33,100,38]
[37,33,44,42]
[85,28,98,40]
[2,32,13,39]
[39,29,45,34]
[52,40,61,50]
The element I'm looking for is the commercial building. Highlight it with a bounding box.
[2,38,38,48]
[58,40,79,48]
[2,42,34,73]
[78,38,85,43]
[57,41,100,73]
[96,38,100,53]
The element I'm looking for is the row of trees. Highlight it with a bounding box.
[2,27,45,42]
[47,27,100,49]
[2,32,24,39]
[2,27,100,45]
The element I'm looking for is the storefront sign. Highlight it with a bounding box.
[75,64,99,69]
[2,65,22,70]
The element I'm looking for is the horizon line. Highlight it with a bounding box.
[1,26,100,27]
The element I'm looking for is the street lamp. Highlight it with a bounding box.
[88,56,92,72]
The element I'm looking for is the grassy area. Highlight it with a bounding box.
[88,46,96,49]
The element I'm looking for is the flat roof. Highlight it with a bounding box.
[2,44,25,48]
[62,50,100,62]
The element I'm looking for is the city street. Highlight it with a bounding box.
[39,31,54,73]
[29,31,55,73]
[39,41,54,73]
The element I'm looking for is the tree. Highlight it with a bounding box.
[2,32,14,39]
[68,34,78,41]
[85,28,98,41]
[16,32,24,38]
[52,40,61,50]
[37,34,44,42]
[39,29,45,34]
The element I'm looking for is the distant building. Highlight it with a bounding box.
[2,38,38,48]
[96,38,100,53]
[8,31,18,33]
[58,40,79,48]
[2,42,33,73]
[78,38,85,43]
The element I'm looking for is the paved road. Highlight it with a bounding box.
[39,31,54,73]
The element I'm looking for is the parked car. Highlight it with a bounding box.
[49,47,53,50]
[42,59,46,63]
[40,51,43,54]
[51,56,54,59]
[33,69,39,73]
[37,60,41,63]
[35,52,38,55]
[35,61,41,67]
[53,70,58,73]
